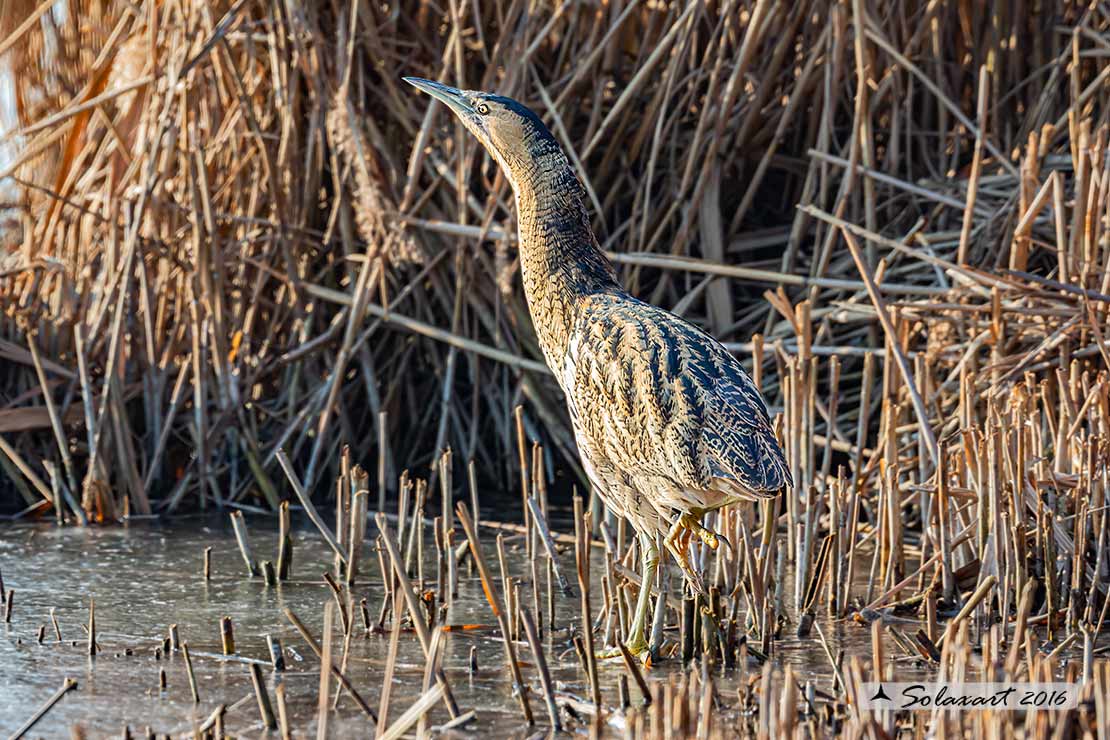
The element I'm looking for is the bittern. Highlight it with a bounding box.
[405,78,790,658]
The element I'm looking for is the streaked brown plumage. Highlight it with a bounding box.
[405,78,790,656]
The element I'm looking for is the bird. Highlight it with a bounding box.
[404,77,790,658]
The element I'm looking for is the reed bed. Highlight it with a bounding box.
[1,0,1110,736]
[0,0,1094,515]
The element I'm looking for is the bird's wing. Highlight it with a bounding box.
[563,293,791,501]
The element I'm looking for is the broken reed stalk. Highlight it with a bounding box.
[195,705,226,736]
[376,588,402,732]
[373,513,462,720]
[283,607,378,723]
[574,496,601,714]
[86,598,95,657]
[377,412,389,514]
[316,600,334,740]
[346,487,369,585]
[249,663,277,730]
[10,677,77,740]
[520,606,561,731]
[267,635,285,672]
[277,500,293,580]
[941,575,998,646]
[453,503,534,725]
[276,449,347,567]
[322,572,350,635]
[275,682,291,740]
[514,406,532,560]
[378,683,446,740]
[229,511,258,577]
[839,228,938,467]
[415,621,447,738]
[219,616,235,655]
[617,641,651,705]
[182,642,200,704]
[526,496,573,597]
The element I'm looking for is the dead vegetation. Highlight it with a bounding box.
[1,0,1110,735]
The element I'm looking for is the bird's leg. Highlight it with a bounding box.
[664,517,704,596]
[597,533,657,660]
[624,534,658,657]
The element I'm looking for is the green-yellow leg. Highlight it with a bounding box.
[625,534,658,655]
[598,534,658,660]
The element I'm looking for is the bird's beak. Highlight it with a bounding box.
[403,77,474,119]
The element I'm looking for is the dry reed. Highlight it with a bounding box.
[1,0,1110,737]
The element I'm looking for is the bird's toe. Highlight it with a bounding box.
[684,569,707,597]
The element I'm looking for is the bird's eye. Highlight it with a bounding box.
[476,103,490,115]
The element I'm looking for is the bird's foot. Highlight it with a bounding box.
[624,633,650,658]
[664,520,707,596]
[595,636,651,663]
[594,645,623,660]
[682,514,730,552]
[681,565,707,597]
[671,542,706,595]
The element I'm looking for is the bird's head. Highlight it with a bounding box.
[403,77,560,188]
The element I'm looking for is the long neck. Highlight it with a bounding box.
[511,151,620,377]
